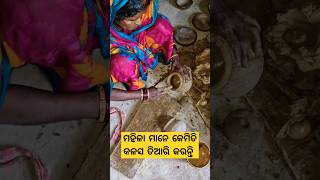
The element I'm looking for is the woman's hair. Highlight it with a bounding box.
[116,0,151,21]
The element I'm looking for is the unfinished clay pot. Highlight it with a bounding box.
[174,26,197,46]
[174,0,193,10]
[213,34,264,97]
[287,120,311,140]
[157,115,188,132]
[283,26,318,48]
[167,120,188,132]
[222,109,258,145]
[192,13,210,31]
[157,115,174,131]
[187,142,210,168]
[166,72,192,93]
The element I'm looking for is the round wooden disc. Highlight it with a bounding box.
[174,26,197,46]
[192,13,210,31]
[174,0,193,10]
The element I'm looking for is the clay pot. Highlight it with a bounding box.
[157,110,193,132]
[174,26,198,46]
[287,120,311,140]
[167,72,192,93]
[157,115,173,131]
[222,109,257,145]
[165,118,188,132]
[282,26,318,48]
[174,0,193,10]
[187,142,210,168]
[192,13,210,31]
[213,34,264,97]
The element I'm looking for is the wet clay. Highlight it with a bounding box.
[171,74,182,90]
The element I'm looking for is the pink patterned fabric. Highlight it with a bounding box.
[0,0,107,92]
[111,15,174,90]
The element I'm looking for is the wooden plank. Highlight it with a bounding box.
[73,130,108,180]
[110,96,181,178]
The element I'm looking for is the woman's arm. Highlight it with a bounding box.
[213,0,262,67]
[110,87,162,101]
[170,48,192,81]
[110,89,141,101]
[0,85,100,125]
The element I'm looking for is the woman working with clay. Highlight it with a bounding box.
[110,0,190,100]
[0,0,187,124]
[0,0,261,125]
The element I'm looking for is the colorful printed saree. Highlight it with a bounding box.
[110,0,174,90]
[0,0,108,104]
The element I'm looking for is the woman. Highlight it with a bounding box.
[110,0,190,101]
[0,0,110,124]
[0,0,186,124]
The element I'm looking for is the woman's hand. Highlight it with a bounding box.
[171,54,192,82]
[214,0,262,67]
[147,86,173,100]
